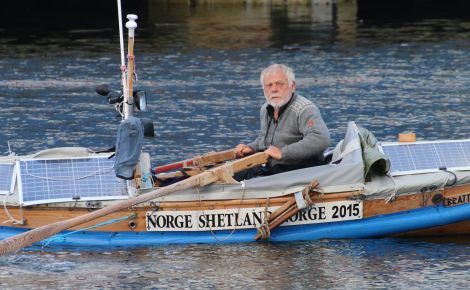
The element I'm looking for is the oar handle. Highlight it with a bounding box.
[155,160,195,173]
[154,149,237,174]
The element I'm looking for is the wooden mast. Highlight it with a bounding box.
[123,14,138,119]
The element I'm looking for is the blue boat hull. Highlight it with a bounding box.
[1,202,470,250]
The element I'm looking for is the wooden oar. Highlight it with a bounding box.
[154,149,237,174]
[0,152,268,255]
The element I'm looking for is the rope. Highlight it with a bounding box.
[116,100,125,119]
[2,193,24,225]
[133,60,138,82]
[257,197,271,240]
[41,214,134,248]
[196,180,247,242]
[304,181,321,206]
[304,189,315,207]
[256,225,270,240]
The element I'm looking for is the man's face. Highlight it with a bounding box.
[262,69,295,109]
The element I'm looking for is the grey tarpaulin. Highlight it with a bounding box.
[115,117,144,180]
[357,126,390,179]
[142,120,470,203]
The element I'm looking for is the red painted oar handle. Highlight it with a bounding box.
[154,160,195,174]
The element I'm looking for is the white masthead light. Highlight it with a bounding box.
[126,14,138,37]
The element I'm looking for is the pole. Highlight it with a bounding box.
[124,14,138,119]
[117,0,125,70]
[116,0,127,118]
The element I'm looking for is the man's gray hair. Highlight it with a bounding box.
[260,64,296,86]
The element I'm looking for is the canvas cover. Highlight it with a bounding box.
[149,121,470,203]
[365,169,470,200]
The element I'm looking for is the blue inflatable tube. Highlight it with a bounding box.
[1,202,469,250]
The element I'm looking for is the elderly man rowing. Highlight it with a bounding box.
[235,64,330,180]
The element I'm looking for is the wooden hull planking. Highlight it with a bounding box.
[0,184,469,238]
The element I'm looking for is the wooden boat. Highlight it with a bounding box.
[1,12,469,253]
[0,121,469,251]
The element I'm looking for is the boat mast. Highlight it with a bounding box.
[124,14,138,119]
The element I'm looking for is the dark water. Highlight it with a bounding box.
[1,239,470,289]
[0,2,470,288]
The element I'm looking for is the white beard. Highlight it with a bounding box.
[266,95,291,109]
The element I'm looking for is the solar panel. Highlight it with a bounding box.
[379,140,470,176]
[0,163,15,194]
[17,155,129,205]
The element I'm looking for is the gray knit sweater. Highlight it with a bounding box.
[248,94,330,171]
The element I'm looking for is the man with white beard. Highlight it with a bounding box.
[234,64,330,179]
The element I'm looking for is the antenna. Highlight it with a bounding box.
[116,0,127,120]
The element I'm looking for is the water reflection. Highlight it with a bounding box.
[0,239,469,288]
[146,0,351,50]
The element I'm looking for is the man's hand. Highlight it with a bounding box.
[265,145,282,160]
[235,144,254,158]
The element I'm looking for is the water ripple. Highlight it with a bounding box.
[0,6,469,288]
